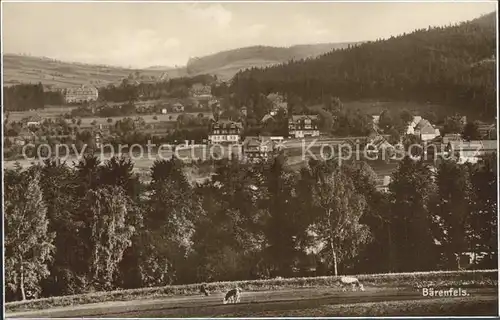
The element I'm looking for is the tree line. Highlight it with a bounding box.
[99,74,216,103]
[3,83,65,111]
[4,152,497,301]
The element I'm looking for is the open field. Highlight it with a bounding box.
[341,100,484,120]
[5,270,498,313]
[5,107,212,125]
[5,270,498,317]
[3,54,186,88]
[6,288,497,318]
[6,106,78,122]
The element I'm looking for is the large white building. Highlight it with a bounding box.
[208,120,243,144]
[446,140,497,164]
[288,115,320,139]
[63,85,99,104]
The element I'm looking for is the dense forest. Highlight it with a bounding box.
[228,12,496,118]
[4,153,497,301]
[3,83,65,111]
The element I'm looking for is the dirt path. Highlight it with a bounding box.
[6,287,497,318]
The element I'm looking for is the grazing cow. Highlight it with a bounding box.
[200,284,210,296]
[223,288,241,304]
[339,276,365,292]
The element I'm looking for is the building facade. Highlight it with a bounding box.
[242,136,277,163]
[446,140,497,164]
[63,85,99,104]
[26,113,42,127]
[288,115,320,138]
[208,120,243,144]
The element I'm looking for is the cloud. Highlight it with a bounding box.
[242,24,267,38]
[292,14,331,41]
[183,3,233,29]
[66,29,182,67]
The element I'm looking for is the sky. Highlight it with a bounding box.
[2,1,497,68]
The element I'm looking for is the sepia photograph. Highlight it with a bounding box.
[2,0,499,318]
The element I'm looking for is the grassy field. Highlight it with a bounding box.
[4,270,497,314]
[3,54,186,88]
[221,295,498,317]
[6,106,78,121]
[342,100,481,120]
[5,106,212,125]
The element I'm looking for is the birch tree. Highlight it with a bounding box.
[86,186,135,290]
[309,163,371,276]
[4,169,55,300]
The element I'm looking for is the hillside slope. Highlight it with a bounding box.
[2,54,188,88]
[186,43,356,80]
[230,12,497,118]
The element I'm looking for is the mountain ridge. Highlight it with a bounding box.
[185,42,359,80]
[3,42,357,87]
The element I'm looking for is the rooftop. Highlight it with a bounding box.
[449,140,497,151]
[290,115,319,122]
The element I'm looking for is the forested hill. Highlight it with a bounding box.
[230,12,497,118]
[186,43,356,80]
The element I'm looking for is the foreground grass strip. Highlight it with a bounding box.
[219,296,499,317]
[5,269,498,313]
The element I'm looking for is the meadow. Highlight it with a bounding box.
[3,54,186,88]
[5,269,497,314]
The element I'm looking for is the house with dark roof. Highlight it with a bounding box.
[414,119,440,141]
[242,136,278,163]
[208,120,243,144]
[288,115,319,138]
[366,135,395,158]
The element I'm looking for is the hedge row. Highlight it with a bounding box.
[6,269,498,313]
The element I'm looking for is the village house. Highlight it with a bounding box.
[477,122,497,140]
[190,83,212,99]
[288,115,320,139]
[172,102,185,112]
[267,93,288,116]
[442,133,463,144]
[26,113,42,127]
[242,136,278,163]
[261,114,274,123]
[208,120,243,144]
[367,135,395,158]
[445,140,497,164]
[405,116,422,135]
[376,175,392,193]
[405,116,440,141]
[63,85,99,104]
